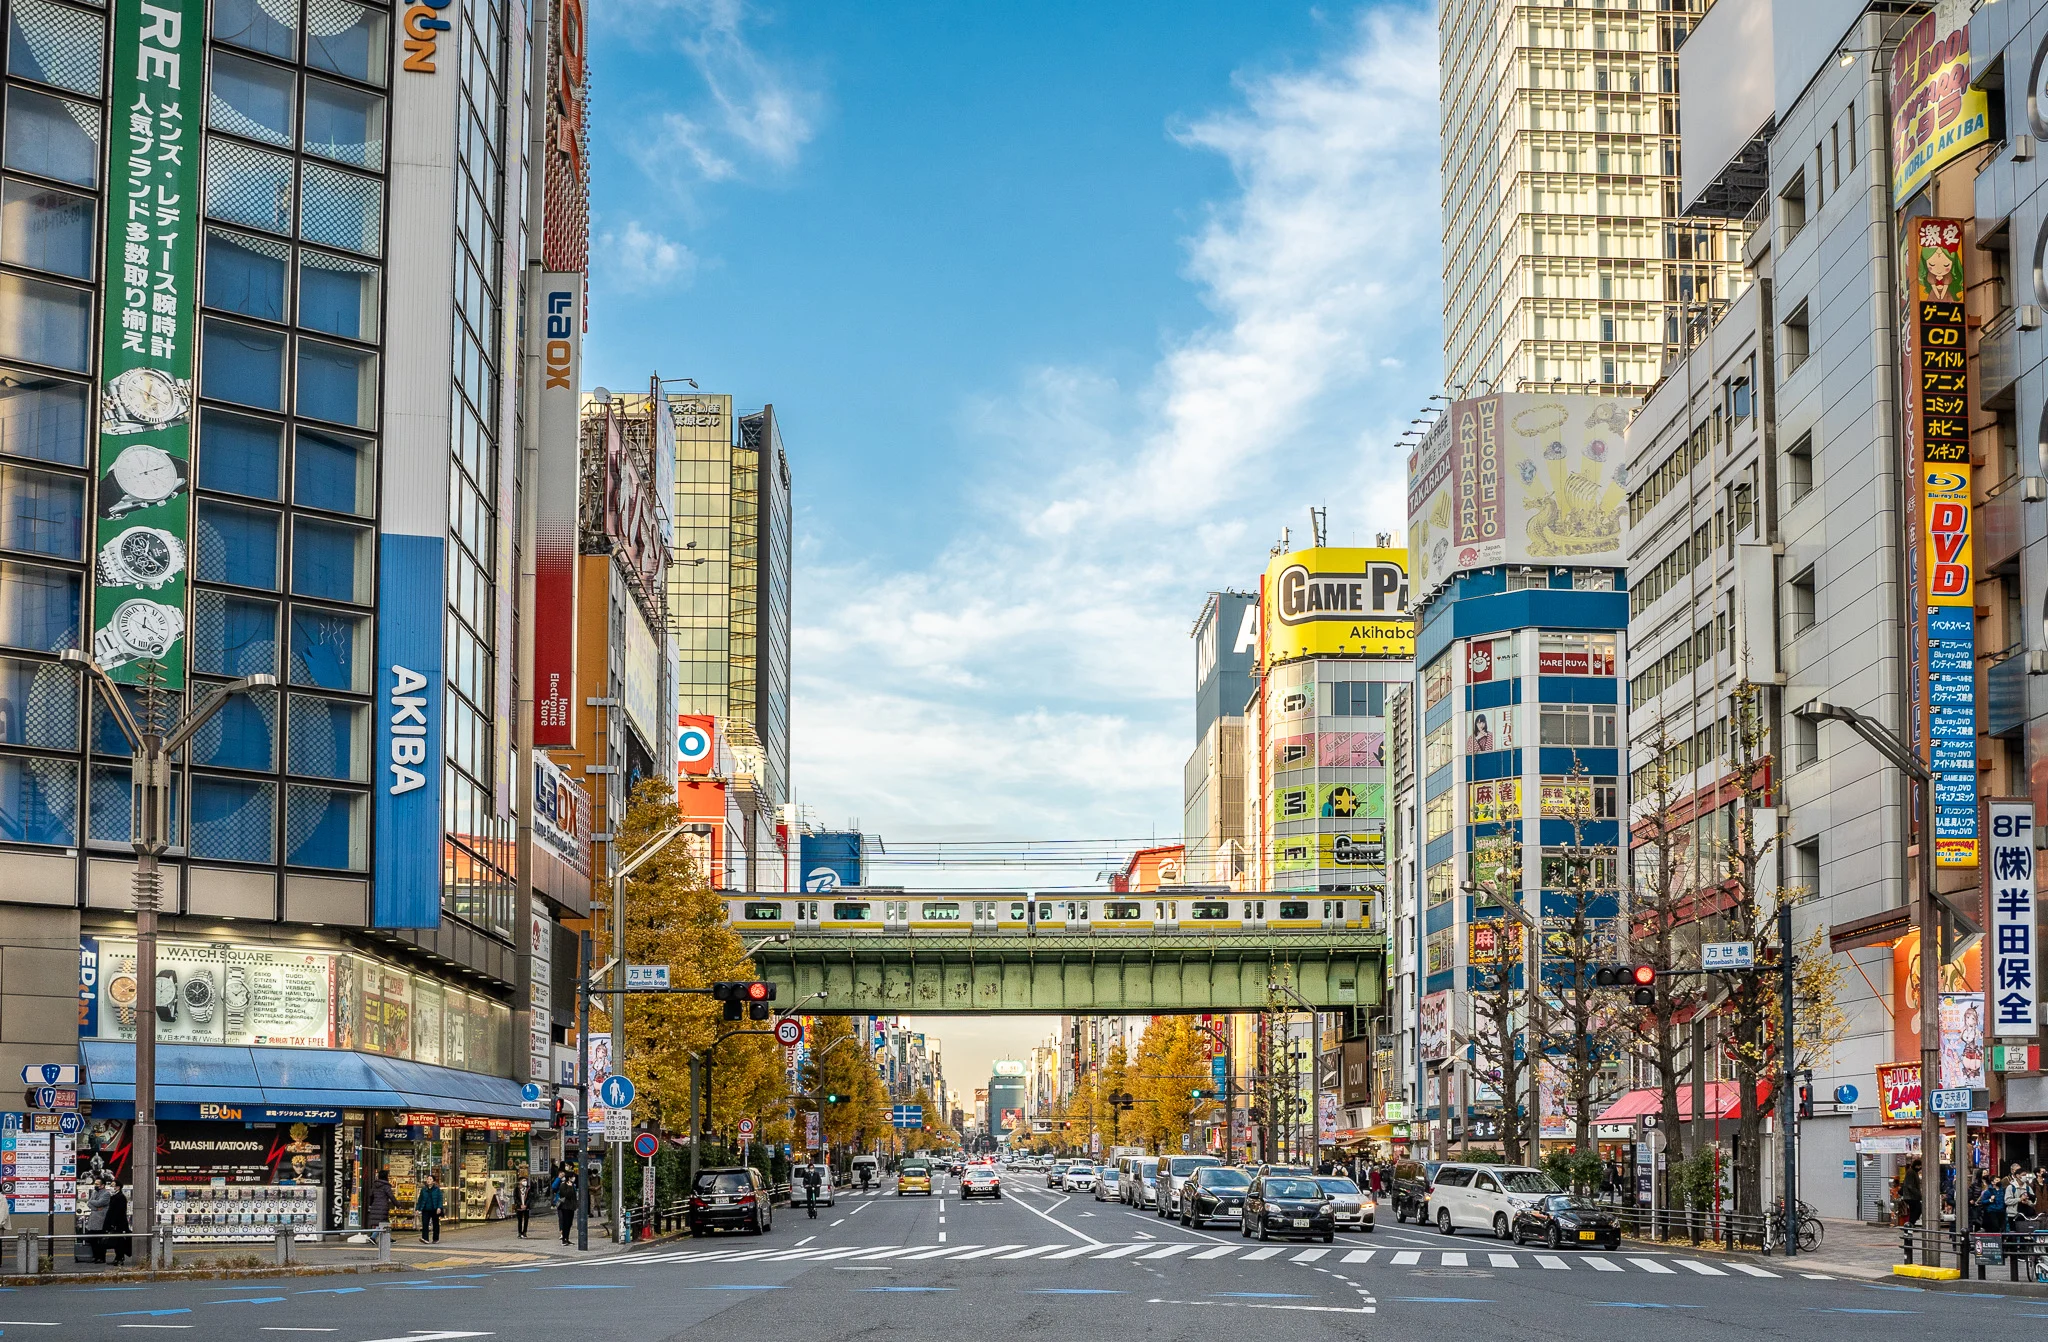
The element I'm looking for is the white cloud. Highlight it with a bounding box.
[792,8,1444,885]
[595,221,699,289]
[608,0,821,193]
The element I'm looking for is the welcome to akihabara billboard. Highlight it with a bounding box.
[1262,547,1413,665]
[1407,394,1636,602]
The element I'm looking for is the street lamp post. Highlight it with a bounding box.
[604,821,684,1242]
[64,652,276,1255]
[1797,699,1966,1266]
[1268,982,1322,1166]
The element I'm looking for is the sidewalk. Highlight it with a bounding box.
[1621,1217,2048,1294]
[0,1212,669,1285]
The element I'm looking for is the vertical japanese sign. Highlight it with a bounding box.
[530,273,582,747]
[1988,800,2038,1036]
[1908,219,1977,867]
[92,0,200,686]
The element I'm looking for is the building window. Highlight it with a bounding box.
[285,693,368,781]
[288,605,369,692]
[290,516,370,603]
[204,228,290,323]
[201,317,287,410]
[0,652,74,748]
[306,0,390,85]
[1782,300,1810,377]
[0,558,75,651]
[1424,719,1453,773]
[0,749,74,843]
[0,370,87,466]
[1538,703,1618,747]
[294,338,377,428]
[198,410,284,500]
[284,782,366,869]
[191,589,279,677]
[1786,566,1817,636]
[1779,171,1806,242]
[1785,432,1813,504]
[301,77,384,170]
[297,251,379,342]
[294,426,373,514]
[1426,791,1453,842]
[188,774,277,862]
[189,688,276,771]
[0,179,95,280]
[0,272,89,371]
[2,85,100,188]
[1329,680,1386,716]
[1426,859,1454,908]
[1537,630,1617,675]
[195,500,282,590]
[210,51,296,148]
[212,0,298,59]
[0,462,81,558]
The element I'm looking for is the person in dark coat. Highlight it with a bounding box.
[102,1185,131,1265]
[553,1165,577,1245]
[367,1171,394,1230]
[416,1174,445,1243]
[512,1168,535,1238]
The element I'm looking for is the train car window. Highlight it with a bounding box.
[1037,902,1052,920]
[1191,901,1228,920]
[1278,900,1310,920]
[1009,903,1027,920]
[743,902,783,920]
[921,902,962,920]
[1105,901,1141,919]
[831,902,871,920]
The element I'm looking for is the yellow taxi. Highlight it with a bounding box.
[896,1162,933,1196]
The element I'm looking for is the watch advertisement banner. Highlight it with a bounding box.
[92,939,334,1047]
[90,0,205,687]
[1988,800,2039,1035]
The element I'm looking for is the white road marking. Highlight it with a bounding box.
[1676,1260,1726,1275]
[1191,1244,1237,1260]
[1241,1247,1284,1261]
[1390,1251,1421,1265]
[1488,1253,1518,1268]
[938,1231,947,1242]
[796,1235,815,1246]
[1092,1244,1145,1259]
[1627,1258,1675,1274]
[1045,1243,1099,1259]
[1441,1252,1468,1266]
[1292,1248,1329,1262]
[1728,1263,1780,1278]
[1535,1254,1569,1269]
[948,1244,1026,1260]
[996,1245,1060,1259]
[1139,1243,1195,1260]
[832,1217,845,1226]
[901,1244,977,1259]
[1342,1249,1376,1263]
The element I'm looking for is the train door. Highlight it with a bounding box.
[1321,899,1343,930]
[1242,899,1267,930]
[883,900,909,932]
[1152,900,1179,931]
[971,900,998,933]
[1070,900,1091,931]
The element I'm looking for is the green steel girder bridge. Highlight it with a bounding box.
[749,927,1388,1015]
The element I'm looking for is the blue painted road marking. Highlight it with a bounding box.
[100,1309,192,1317]
[207,1297,285,1305]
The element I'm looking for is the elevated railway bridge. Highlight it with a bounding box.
[727,889,1386,1014]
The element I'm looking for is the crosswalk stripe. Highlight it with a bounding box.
[1291,1248,1328,1262]
[1341,1249,1375,1264]
[847,1247,928,1260]
[1442,1252,1468,1266]
[1092,1244,1146,1259]
[1488,1253,1518,1268]
[996,1245,1059,1260]
[1583,1257,1623,1271]
[1241,1247,1284,1261]
[949,1245,1025,1260]
[1190,1244,1237,1260]
[901,1244,978,1260]
[1728,1263,1779,1278]
[1675,1260,1726,1276]
[1535,1255,1569,1270]
[808,1247,882,1261]
[1045,1244,1099,1259]
[1627,1258,1675,1274]
[1139,1244,1195,1260]
[1390,1251,1421,1265]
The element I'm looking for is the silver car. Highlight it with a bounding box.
[1130,1157,1160,1208]
[1094,1165,1122,1202]
[1315,1176,1376,1232]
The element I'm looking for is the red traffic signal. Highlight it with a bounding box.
[1630,964,1656,1005]
[1630,964,1655,986]
[746,982,769,1001]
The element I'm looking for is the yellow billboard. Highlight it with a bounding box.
[1889,2,1990,207]
[1262,546,1411,664]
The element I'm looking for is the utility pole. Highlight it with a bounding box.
[67,654,275,1253]
[575,929,592,1251]
[1779,900,1798,1257]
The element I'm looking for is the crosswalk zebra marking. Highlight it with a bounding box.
[1584,1257,1624,1271]
[1535,1255,1569,1269]
[1628,1258,1676,1274]
[1241,1247,1284,1261]
[1191,1245,1237,1260]
[996,1245,1059,1260]
[948,1245,1025,1260]
[1728,1263,1779,1278]
[1342,1250,1375,1264]
[1390,1251,1422,1266]
[1676,1260,1726,1276]
[1292,1248,1328,1262]
[1488,1253,1518,1268]
[1092,1244,1146,1259]
[1441,1252,1468,1267]
[1140,1244,1195,1260]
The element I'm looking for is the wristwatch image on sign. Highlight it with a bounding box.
[93,599,184,671]
[156,968,177,1023]
[107,963,138,1029]
[99,443,188,519]
[225,965,248,1034]
[101,368,191,436]
[185,969,215,1025]
[97,527,185,590]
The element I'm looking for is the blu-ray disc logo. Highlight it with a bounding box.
[805,867,842,892]
[678,724,711,764]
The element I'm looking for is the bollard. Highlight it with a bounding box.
[15,1230,33,1275]
[156,1223,174,1270]
[375,1226,391,1264]
[273,1226,292,1268]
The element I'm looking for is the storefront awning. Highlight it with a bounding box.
[1593,1081,1774,1125]
[80,1042,539,1120]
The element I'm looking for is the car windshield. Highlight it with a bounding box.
[1316,1178,1361,1195]
[1069,1164,1093,1173]
[695,1171,750,1193]
[1546,1195,1599,1212]
[1138,1161,1158,1178]
[1500,1171,1565,1194]
[1168,1157,1220,1175]
[1199,1169,1251,1188]
[1264,1178,1324,1199]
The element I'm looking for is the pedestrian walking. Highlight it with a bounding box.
[1975,1178,2008,1234]
[102,1184,130,1265]
[367,1170,394,1230]
[1899,1159,1924,1227]
[553,1166,577,1245]
[83,1177,111,1263]
[416,1173,444,1243]
[512,1169,535,1238]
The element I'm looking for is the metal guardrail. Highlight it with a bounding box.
[6,1226,393,1275]
[1900,1222,2048,1282]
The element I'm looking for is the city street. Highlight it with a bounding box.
[3,1175,2045,1340]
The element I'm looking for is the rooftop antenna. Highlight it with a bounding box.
[1309,508,1328,548]
[1270,525,1291,557]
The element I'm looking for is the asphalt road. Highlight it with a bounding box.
[6,1171,2046,1339]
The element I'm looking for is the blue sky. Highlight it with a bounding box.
[585,1,1442,938]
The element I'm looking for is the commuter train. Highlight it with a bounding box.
[724,889,1375,935]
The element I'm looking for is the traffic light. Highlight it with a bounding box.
[1107,1090,1135,1112]
[747,980,775,1020]
[1797,1082,1814,1120]
[1592,964,1628,988]
[551,1095,571,1130]
[711,980,776,1020]
[1188,1087,1212,1100]
[824,1092,843,1105]
[1630,963,1656,1006]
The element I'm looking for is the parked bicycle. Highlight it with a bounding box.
[1763,1199,1822,1253]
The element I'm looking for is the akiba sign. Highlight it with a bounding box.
[1262,546,1413,663]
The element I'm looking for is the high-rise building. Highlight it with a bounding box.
[1184,591,1256,886]
[668,396,793,890]
[1438,0,1743,396]
[0,0,591,1236]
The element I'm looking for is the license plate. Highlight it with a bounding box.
[1293,1218,1310,1228]
[1579,1230,1596,1241]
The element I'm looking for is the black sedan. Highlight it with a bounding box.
[1180,1166,1251,1227]
[1241,1175,1336,1243]
[1511,1194,1621,1250]
[687,1167,772,1236]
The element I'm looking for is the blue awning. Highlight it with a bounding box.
[81,1042,538,1120]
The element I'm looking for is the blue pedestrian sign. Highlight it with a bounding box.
[598,1075,637,1109]
[521,1082,543,1103]
[890,1104,924,1129]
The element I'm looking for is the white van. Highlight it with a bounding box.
[793,1163,836,1207]
[849,1155,880,1191]
[1427,1163,1562,1237]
